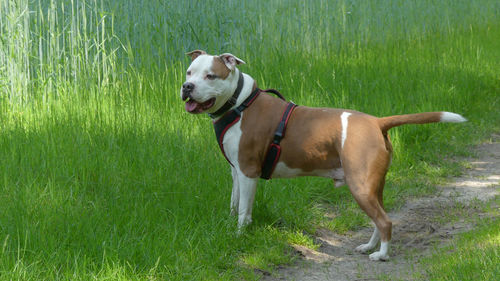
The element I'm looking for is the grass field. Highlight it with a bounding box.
[1,0,500,280]
[422,205,500,281]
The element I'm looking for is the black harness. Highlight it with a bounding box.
[211,76,297,180]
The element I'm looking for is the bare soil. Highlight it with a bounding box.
[263,135,500,281]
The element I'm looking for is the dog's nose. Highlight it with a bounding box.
[182,82,195,101]
[182,82,195,92]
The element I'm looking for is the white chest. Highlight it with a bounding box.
[221,117,243,169]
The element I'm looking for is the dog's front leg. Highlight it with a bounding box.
[230,167,239,216]
[236,171,257,229]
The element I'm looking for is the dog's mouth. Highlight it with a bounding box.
[185,97,216,114]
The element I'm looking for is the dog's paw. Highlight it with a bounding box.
[369,251,390,261]
[355,243,375,254]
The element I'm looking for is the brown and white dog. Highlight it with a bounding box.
[180,50,466,261]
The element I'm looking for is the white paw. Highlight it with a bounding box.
[237,216,252,229]
[355,243,375,254]
[369,251,390,261]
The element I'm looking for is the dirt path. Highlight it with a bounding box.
[264,135,499,281]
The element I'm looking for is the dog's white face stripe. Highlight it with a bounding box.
[183,55,214,100]
[341,112,352,149]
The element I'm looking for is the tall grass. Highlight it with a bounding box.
[0,0,499,279]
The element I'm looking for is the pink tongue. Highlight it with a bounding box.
[185,100,200,113]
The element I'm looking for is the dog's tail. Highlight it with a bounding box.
[378,112,467,133]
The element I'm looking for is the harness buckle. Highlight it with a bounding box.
[273,132,283,143]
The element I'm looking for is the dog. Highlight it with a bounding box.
[180,50,466,261]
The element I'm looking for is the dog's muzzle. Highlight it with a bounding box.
[181,82,216,114]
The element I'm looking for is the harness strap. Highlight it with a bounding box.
[260,102,297,179]
[260,88,286,101]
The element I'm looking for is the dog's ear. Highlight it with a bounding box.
[186,50,207,61]
[219,53,245,71]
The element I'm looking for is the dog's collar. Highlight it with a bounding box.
[208,70,244,118]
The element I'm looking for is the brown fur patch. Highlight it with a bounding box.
[238,94,285,178]
[239,95,353,177]
[279,106,345,172]
[212,57,231,79]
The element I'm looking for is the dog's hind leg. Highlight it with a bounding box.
[354,177,387,254]
[355,228,380,253]
[349,179,392,261]
[348,172,392,261]
[342,140,392,261]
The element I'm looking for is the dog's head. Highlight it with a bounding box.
[180,50,245,114]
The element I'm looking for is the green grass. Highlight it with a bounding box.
[419,198,500,281]
[1,0,500,280]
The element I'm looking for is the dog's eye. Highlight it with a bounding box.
[186,71,191,76]
[206,74,217,80]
